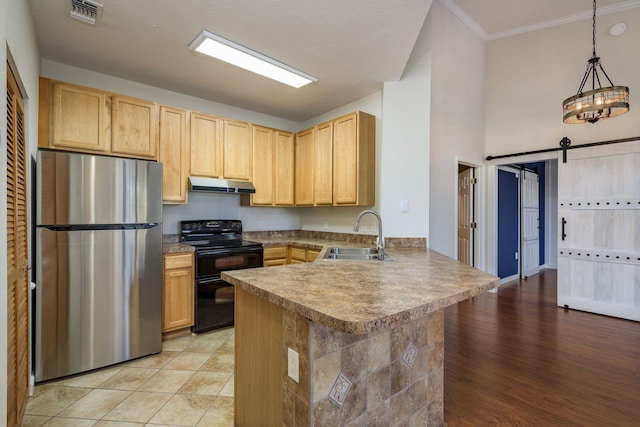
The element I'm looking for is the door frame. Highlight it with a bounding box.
[486,153,558,281]
[455,157,483,268]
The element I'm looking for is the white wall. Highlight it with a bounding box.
[1,0,41,418]
[484,8,640,273]
[485,8,640,156]
[428,0,486,258]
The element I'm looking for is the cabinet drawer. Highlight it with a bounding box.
[164,253,193,270]
[264,259,287,267]
[264,246,287,260]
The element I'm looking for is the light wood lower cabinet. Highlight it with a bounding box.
[263,246,288,267]
[288,246,307,264]
[264,245,320,266]
[162,253,194,333]
[235,287,283,425]
[306,249,320,262]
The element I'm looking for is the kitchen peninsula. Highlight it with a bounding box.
[223,247,498,426]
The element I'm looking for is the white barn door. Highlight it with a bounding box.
[521,170,540,278]
[557,141,640,321]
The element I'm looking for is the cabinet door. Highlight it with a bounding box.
[332,111,376,206]
[224,120,252,180]
[52,82,111,152]
[274,130,295,206]
[314,121,333,205]
[162,254,194,333]
[112,96,159,159]
[190,112,223,178]
[252,126,274,205]
[295,128,314,206]
[159,106,189,204]
[333,113,358,204]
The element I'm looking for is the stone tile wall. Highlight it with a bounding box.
[282,310,444,426]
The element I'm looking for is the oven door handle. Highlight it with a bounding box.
[197,276,223,284]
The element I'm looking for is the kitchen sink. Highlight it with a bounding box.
[322,247,390,261]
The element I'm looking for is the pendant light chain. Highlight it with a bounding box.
[592,0,597,58]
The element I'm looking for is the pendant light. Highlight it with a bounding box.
[562,0,629,124]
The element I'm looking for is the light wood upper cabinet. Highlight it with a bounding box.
[49,81,111,153]
[159,106,189,204]
[224,120,252,181]
[190,112,223,178]
[251,126,275,205]
[111,96,159,159]
[332,111,376,206]
[274,130,294,206]
[162,253,194,333]
[314,121,333,205]
[295,128,314,206]
[242,127,294,207]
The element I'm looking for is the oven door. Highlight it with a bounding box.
[195,246,264,279]
[193,246,263,333]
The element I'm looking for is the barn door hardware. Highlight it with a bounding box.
[561,218,567,241]
[559,137,571,163]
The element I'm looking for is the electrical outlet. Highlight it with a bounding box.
[323,221,329,230]
[288,348,299,383]
[258,220,264,230]
[400,199,409,212]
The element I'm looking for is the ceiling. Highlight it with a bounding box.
[29,0,639,121]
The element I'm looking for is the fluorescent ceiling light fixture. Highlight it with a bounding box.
[189,30,317,88]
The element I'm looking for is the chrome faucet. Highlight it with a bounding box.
[353,209,385,260]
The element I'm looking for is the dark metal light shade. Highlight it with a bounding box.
[562,0,630,124]
[562,85,630,124]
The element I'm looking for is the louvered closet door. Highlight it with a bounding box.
[557,141,640,321]
[6,66,29,427]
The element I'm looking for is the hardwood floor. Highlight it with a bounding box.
[444,269,640,426]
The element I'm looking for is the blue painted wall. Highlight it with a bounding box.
[498,169,519,278]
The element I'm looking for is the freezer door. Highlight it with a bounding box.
[36,150,162,226]
[35,226,162,382]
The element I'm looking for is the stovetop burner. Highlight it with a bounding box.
[179,219,262,250]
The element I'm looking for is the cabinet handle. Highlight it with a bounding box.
[561,218,567,241]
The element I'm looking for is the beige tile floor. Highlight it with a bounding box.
[22,328,235,427]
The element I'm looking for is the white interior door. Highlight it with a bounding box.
[557,141,640,321]
[521,170,540,277]
[458,167,473,265]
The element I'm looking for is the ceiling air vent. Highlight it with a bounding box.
[68,0,104,25]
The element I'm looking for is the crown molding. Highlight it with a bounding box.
[440,0,640,43]
[439,0,488,41]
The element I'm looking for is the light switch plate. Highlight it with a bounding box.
[400,200,409,212]
[288,348,299,383]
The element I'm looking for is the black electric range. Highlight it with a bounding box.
[180,220,263,333]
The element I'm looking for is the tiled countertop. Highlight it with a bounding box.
[223,246,499,335]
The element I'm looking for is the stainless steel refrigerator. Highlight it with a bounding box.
[34,150,163,382]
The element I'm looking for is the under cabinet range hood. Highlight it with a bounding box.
[189,177,256,194]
